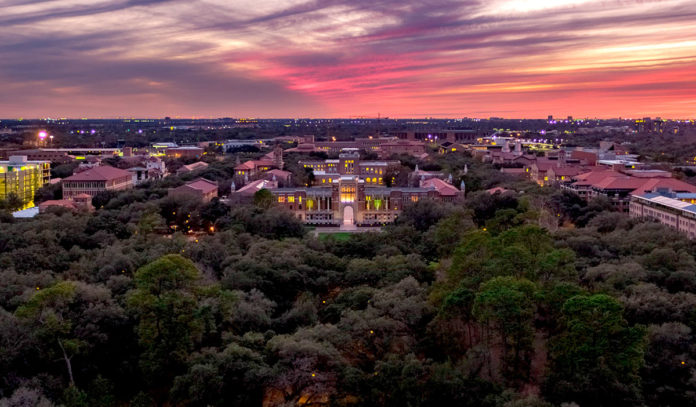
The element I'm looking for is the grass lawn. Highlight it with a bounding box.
[318,232,352,241]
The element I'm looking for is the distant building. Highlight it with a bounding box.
[380,140,427,158]
[177,161,208,175]
[0,155,51,209]
[168,178,218,203]
[264,169,293,186]
[62,166,133,199]
[39,194,94,213]
[234,145,284,181]
[564,169,696,212]
[166,146,204,159]
[630,193,696,238]
[145,157,167,178]
[8,149,72,164]
[228,179,278,204]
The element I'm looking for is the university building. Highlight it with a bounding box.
[630,193,696,239]
[62,166,134,199]
[231,147,463,226]
[0,155,51,209]
[269,175,462,226]
[299,149,401,187]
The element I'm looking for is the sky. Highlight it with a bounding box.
[1,0,695,119]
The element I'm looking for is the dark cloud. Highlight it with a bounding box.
[0,0,180,25]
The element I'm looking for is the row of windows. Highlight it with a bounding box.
[65,181,107,189]
[277,195,302,203]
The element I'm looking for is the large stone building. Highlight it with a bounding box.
[269,175,462,226]
[62,166,133,199]
[231,147,463,226]
[299,149,401,187]
[0,155,51,209]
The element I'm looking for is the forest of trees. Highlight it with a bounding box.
[1,152,695,406]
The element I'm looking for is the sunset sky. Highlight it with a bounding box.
[1,0,695,119]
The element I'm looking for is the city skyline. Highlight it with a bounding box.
[1,0,695,119]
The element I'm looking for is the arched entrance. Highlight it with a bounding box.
[343,205,354,225]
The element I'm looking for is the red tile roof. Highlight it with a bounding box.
[549,166,585,176]
[634,178,696,194]
[572,170,696,195]
[421,178,459,196]
[179,161,208,172]
[39,200,77,210]
[183,178,218,195]
[235,179,278,195]
[234,160,273,170]
[487,187,509,194]
[266,169,292,178]
[64,166,131,181]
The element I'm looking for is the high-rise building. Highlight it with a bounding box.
[0,156,51,209]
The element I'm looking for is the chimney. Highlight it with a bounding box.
[502,140,511,153]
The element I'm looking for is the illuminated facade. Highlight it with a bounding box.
[299,150,401,187]
[0,156,51,209]
[269,175,462,226]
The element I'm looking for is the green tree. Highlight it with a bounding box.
[15,281,125,390]
[91,190,118,209]
[253,188,275,209]
[473,276,537,384]
[544,294,646,406]
[126,255,203,390]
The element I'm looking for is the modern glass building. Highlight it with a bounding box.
[0,155,51,209]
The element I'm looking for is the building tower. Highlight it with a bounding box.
[502,140,511,153]
[514,140,522,156]
[558,149,567,168]
[273,144,284,170]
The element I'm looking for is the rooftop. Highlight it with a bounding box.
[64,165,131,181]
[636,194,696,215]
[182,178,218,194]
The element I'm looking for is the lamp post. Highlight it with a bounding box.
[38,131,47,146]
